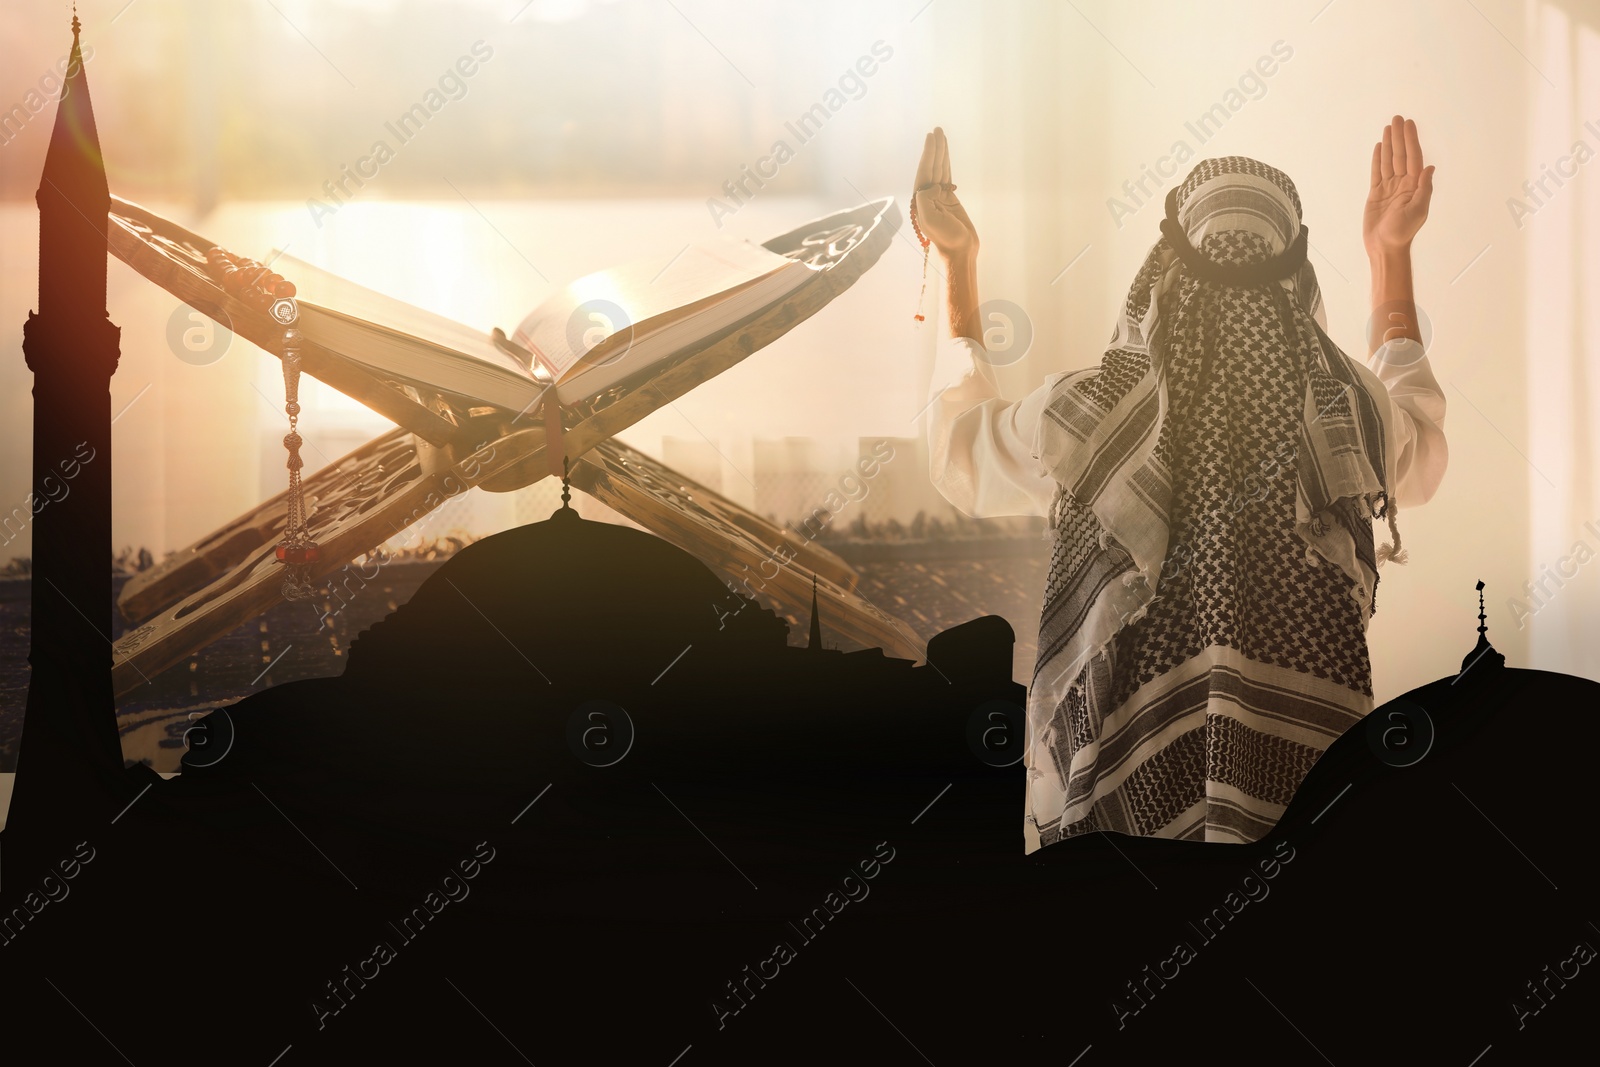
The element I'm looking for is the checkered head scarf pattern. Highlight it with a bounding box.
[1021,156,1405,850]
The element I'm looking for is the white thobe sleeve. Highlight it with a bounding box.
[925,334,1065,519]
[1364,337,1448,509]
[925,332,1446,519]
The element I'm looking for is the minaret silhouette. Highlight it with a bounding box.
[14,13,126,813]
[1460,579,1505,674]
[807,573,823,650]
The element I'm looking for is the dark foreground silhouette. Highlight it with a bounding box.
[3,505,1596,1064]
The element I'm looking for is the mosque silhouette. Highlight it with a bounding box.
[3,16,1598,1066]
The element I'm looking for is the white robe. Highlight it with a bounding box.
[926,333,1447,522]
[926,330,1447,850]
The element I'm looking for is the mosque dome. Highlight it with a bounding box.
[343,501,788,690]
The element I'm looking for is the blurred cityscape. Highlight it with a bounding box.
[0,466,1050,775]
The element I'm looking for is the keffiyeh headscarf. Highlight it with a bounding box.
[1029,156,1404,755]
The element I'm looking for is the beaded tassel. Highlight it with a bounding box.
[910,190,931,323]
[908,183,953,323]
[275,324,320,599]
[204,244,318,598]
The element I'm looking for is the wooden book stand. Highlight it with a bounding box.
[104,196,928,697]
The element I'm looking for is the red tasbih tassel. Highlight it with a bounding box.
[909,182,954,323]
[910,189,931,322]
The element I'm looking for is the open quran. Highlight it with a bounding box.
[104,194,926,694]
[283,237,815,410]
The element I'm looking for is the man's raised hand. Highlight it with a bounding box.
[1363,115,1435,258]
[913,127,979,262]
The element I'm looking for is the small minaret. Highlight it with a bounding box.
[1460,579,1505,674]
[16,12,125,795]
[806,573,823,651]
[551,455,577,521]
